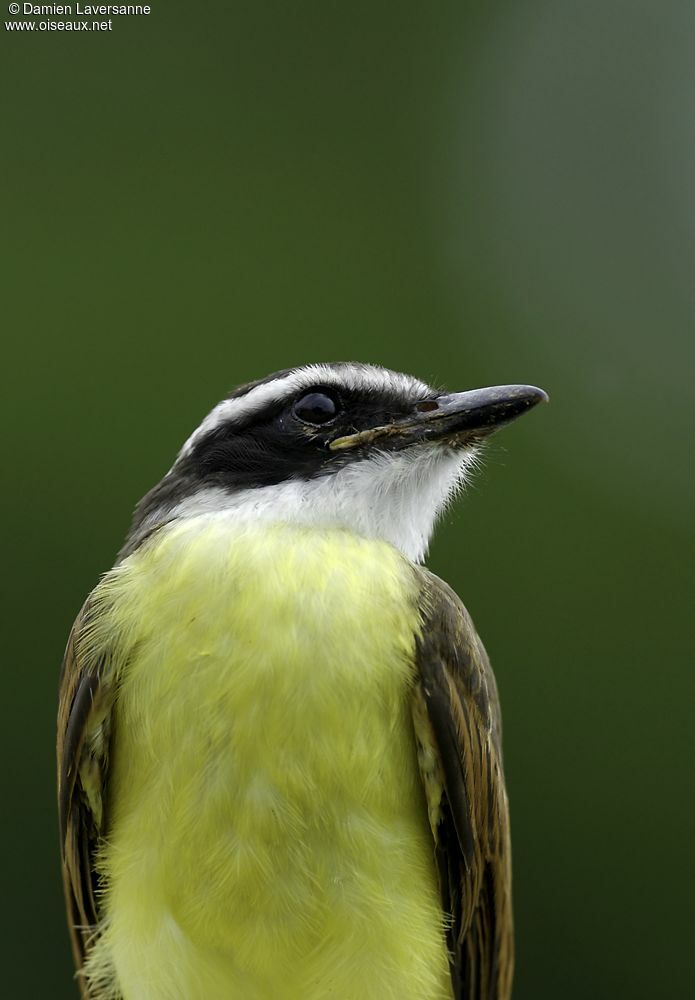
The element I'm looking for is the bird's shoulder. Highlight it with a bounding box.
[412,567,503,744]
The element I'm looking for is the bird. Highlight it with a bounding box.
[57,362,547,1000]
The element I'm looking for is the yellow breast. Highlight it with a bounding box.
[85,518,450,999]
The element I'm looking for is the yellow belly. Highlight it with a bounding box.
[86,519,451,999]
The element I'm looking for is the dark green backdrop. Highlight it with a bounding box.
[2,2,693,997]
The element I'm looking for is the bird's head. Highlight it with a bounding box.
[124,363,547,563]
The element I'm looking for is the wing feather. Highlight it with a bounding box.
[413,569,513,1000]
[57,599,117,998]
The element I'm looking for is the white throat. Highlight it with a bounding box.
[154,447,477,564]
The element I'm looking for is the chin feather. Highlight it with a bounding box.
[142,445,480,565]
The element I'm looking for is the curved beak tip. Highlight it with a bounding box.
[425,382,549,441]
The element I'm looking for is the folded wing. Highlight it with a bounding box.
[412,570,513,1000]
[57,599,117,998]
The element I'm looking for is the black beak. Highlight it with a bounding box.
[330,384,549,452]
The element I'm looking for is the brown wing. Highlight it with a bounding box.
[57,598,117,998]
[412,569,514,1000]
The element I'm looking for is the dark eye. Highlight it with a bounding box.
[293,390,339,425]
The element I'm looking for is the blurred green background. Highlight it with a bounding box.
[2,2,693,997]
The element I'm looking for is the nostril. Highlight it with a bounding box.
[415,400,439,413]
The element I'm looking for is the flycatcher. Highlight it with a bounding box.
[58,362,547,999]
